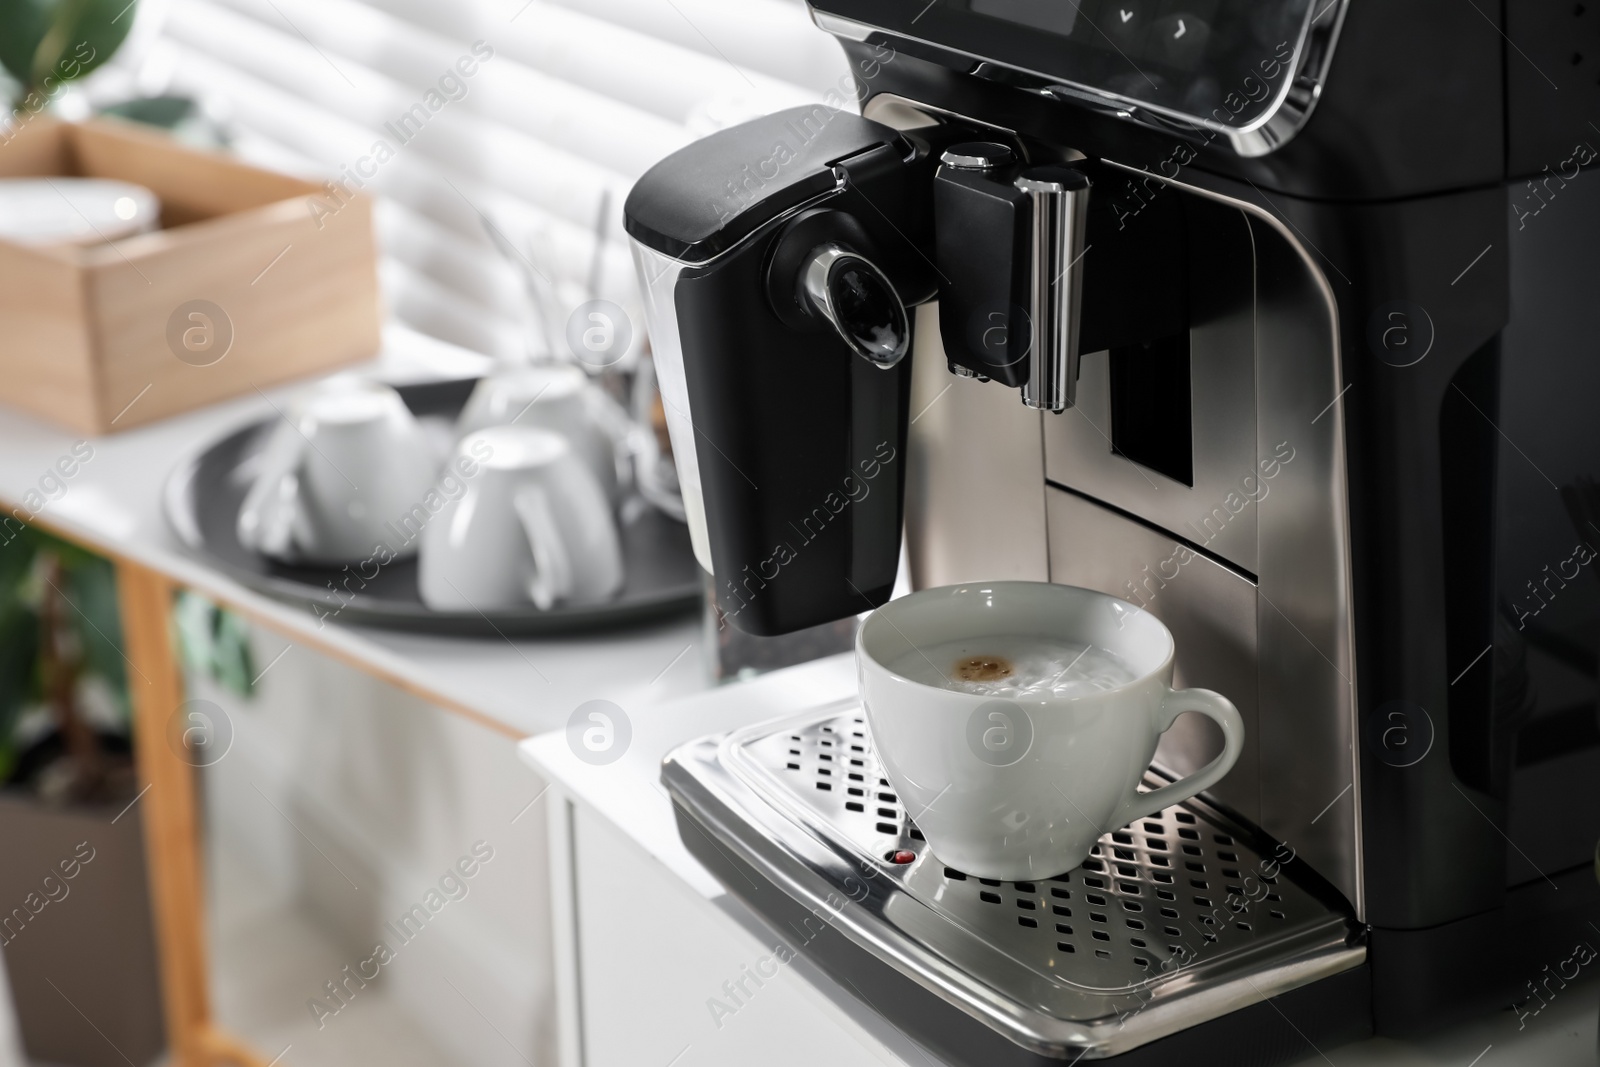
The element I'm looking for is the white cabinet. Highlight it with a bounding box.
[562,800,917,1067]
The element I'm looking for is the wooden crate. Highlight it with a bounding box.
[0,118,380,434]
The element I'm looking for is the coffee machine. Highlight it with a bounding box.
[627,1,1600,1062]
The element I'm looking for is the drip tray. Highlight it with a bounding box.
[662,701,1367,1064]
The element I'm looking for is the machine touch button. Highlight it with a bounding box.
[1104,1,1148,49]
[1150,12,1210,67]
[1150,0,1216,68]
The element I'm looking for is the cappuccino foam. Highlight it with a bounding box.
[889,636,1138,698]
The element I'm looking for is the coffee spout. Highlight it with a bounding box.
[1015,166,1090,413]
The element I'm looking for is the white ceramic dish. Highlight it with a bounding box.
[456,362,626,505]
[0,177,160,246]
[418,425,623,611]
[235,378,438,564]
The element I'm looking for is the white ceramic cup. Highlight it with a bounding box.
[455,362,624,505]
[236,379,438,564]
[418,426,624,611]
[0,178,159,246]
[857,581,1245,880]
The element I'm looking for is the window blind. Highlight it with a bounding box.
[109,0,853,361]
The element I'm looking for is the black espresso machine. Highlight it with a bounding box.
[627,1,1600,1062]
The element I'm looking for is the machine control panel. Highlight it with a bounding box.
[811,0,1336,150]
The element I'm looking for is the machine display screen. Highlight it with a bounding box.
[812,0,1322,134]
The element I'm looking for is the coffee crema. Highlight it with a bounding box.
[890,636,1138,698]
[954,655,1013,682]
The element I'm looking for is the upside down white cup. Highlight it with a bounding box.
[857,582,1245,881]
[418,426,623,611]
[236,378,437,564]
[455,362,625,506]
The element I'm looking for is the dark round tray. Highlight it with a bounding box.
[163,378,702,635]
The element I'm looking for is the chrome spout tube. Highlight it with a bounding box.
[1015,168,1090,412]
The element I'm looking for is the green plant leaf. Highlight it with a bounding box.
[0,0,52,93]
[0,601,42,784]
[212,607,256,699]
[0,522,43,737]
[30,0,136,89]
[0,602,42,710]
[1,0,136,97]
[98,93,196,129]
[173,589,216,677]
[37,533,97,571]
[0,522,40,596]
[66,553,128,721]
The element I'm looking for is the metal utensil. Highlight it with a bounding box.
[479,213,561,364]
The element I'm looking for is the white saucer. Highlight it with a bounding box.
[0,177,160,247]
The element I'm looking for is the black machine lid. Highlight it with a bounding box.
[624,106,907,263]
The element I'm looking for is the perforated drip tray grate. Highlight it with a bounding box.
[663,702,1366,1062]
[755,716,1309,986]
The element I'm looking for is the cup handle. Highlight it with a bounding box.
[583,385,634,492]
[1111,688,1245,830]
[512,485,573,610]
[237,427,308,560]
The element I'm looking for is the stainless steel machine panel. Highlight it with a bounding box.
[906,304,1051,587]
[1047,489,1261,828]
[1242,210,1362,920]
[1042,207,1258,575]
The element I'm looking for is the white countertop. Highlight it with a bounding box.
[519,655,1600,1067]
[520,651,860,899]
[0,325,708,739]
